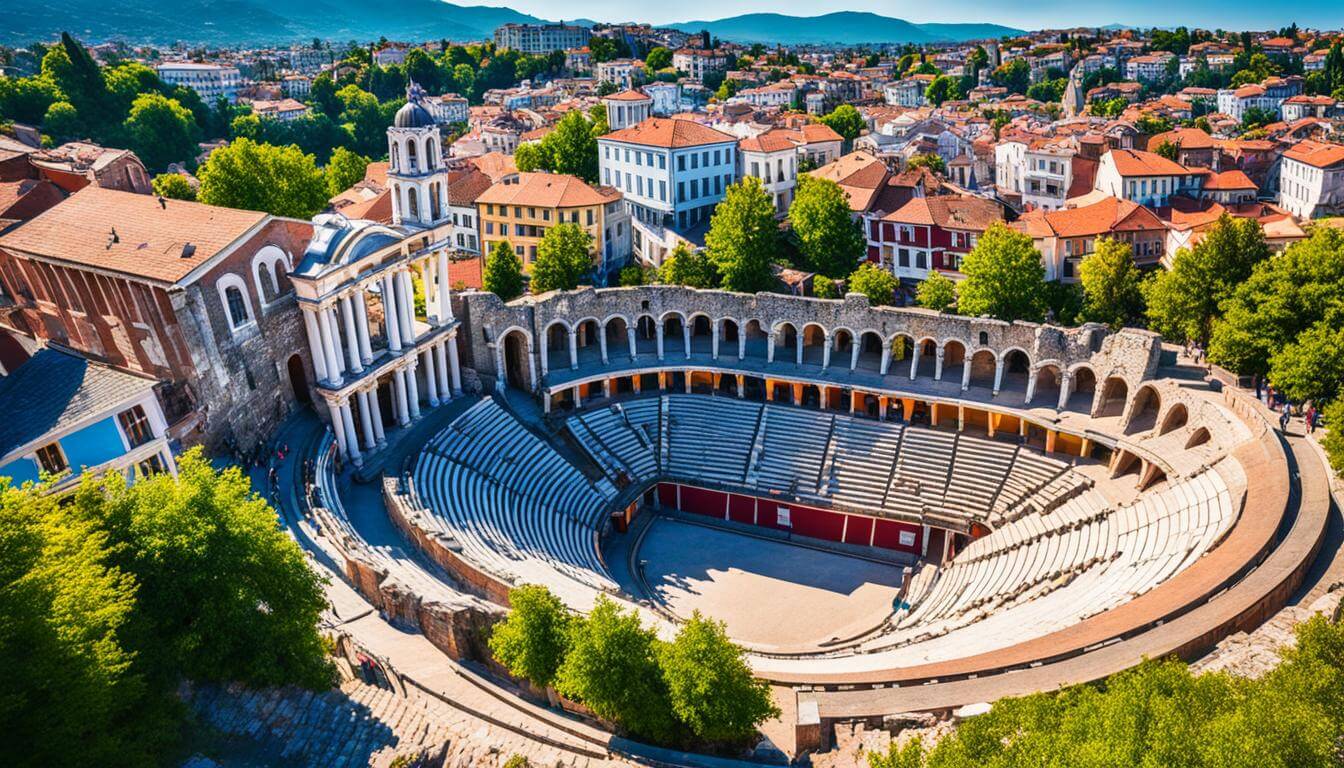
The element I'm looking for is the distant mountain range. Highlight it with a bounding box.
[671,12,1022,45]
[3,1,1022,47]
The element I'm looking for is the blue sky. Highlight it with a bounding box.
[480,0,1340,32]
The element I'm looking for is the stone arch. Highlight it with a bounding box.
[1032,363,1062,405]
[662,311,686,357]
[942,339,967,383]
[1067,365,1098,412]
[1185,426,1211,449]
[1126,384,1162,433]
[856,330,884,372]
[968,348,997,389]
[1158,402,1188,436]
[887,332,915,375]
[720,317,740,343]
[772,321,798,362]
[800,322,827,365]
[575,317,600,361]
[499,327,534,390]
[742,319,768,358]
[832,327,855,367]
[999,348,1031,394]
[406,137,419,172]
[914,336,939,378]
[603,314,631,360]
[1098,376,1129,417]
[544,319,573,369]
[688,313,713,354]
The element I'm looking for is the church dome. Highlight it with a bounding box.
[394,100,435,129]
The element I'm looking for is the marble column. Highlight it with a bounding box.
[317,304,342,386]
[568,328,579,371]
[340,399,361,464]
[437,250,452,321]
[423,348,440,406]
[627,326,638,361]
[340,293,363,374]
[394,369,410,426]
[383,274,402,352]
[406,360,422,419]
[822,334,832,370]
[368,386,386,444]
[302,306,328,382]
[357,390,377,450]
[434,342,451,398]
[352,288,373,364]
[326,400,347,457]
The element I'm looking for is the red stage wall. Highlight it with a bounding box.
[655,482,924,555]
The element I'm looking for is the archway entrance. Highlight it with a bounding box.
[287,354,310,403]
[503,331,531,390]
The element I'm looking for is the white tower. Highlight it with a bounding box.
[387,81,449,228]
[603,89,653,131]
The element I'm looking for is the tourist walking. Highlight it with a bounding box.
[1279,402,1292,432]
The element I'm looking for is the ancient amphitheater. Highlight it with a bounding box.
[276,286,1333,761]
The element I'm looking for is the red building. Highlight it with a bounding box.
[869,194,1005,282]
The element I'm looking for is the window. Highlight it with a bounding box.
[36,442,67,475]
[137,453,169,478]
[586,209,594,225]
[659,181,667,201]
[915,252,927,269]
[690,153,699,170]
[677,155,685,171]
[658,154,666,169]
[898,248,910,267]
[224,286,249,329]
[118,405,154,448]
[776,506,791,527]
[714,149,721,164]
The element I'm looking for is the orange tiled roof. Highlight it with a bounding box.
[475,172,620,209]
[0,186,268,284]
[1107,148,1189,177]
[602,118,736,149]
[1282,139,1344,169]
[1029,195,1163,238]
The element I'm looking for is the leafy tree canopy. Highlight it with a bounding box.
[817,104,865,143]
[849,262,899,306]
[789,175,865,278]
[659,613,780,745]
[1079,237,1145,329]
[706,177,780,294]
[151,172,196,201]
[1145,214,1269,345]
[658,243,720,288]
[197,138,329,219]
[957,223,1048,322]
[484,239,525,301]
[530,222,594,293]
[915,270,956,312]
[489,585,572,687]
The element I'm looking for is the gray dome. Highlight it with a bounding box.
[394,100,435,129]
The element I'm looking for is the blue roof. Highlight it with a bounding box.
[292,214,403,278]
[0,347,158,458]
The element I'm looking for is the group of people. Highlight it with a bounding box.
[1257,375,1319,435]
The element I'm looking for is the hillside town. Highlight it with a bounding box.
[3,13,1344,768]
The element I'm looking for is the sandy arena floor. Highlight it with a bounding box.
[637,517,905,652]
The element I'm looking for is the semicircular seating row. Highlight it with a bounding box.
[565,394,1090,529]
[411,399,621,604]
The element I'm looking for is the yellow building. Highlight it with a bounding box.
[476,172,626,275]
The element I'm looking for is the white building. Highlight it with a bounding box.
[643,82,682,116]
[603,89,653,131]
[282,74,311,99]
[671,49,730,83]
[1093,148,1203,208]
[154,62,241,103]
[250,98,310,122]
[598,118,738,264]
[996,137,1076,211]
[731,81,797,109]
[883,78,926,107]
[494,24,591,55]
[1278,139,1344,219]
[738,132,798,214]
[595,59,644,89]
[427,94,470,125]
[1124,53,1175,82]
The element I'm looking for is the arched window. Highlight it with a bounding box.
[390,142,400,171]
[407,187,419,219]
[251,245,291,306]
[425,137,438,168]
[406,139,418,172]
[215,273,254,333]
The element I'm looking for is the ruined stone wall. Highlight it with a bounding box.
[457,286,1162,390]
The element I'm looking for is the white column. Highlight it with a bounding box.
[397,269,415,344]
[822,334,832,370]
[383,274,402,353]
[353,288,373,364]
[795,336,803,366]
[993,357,1004,395]
[317,304,342,386]
[909,345,920,380]
[423,348,440,406]
[357,390,377,450]
[598,329,609,364]
[935,347,945,381]
[627,326,638,360]
[880,345,892,376]
[327,400,348,457]
[961,360,972,391]
[368,386,386,444]
[326,306,346,374]
[302,306,328,383]
[340,294,363,374]
[850,341,860,371]
[437,250,452,321]
[1025,370,1038,404]
[340,399,361,465]
[435,342,451,397]
[394,368,410,426]
[539,337,550,378]
[1057,372,1073,410]
[682,323,691,360]
[406,360,422,419]
[712,321,720,360]
[447,339,462,394]
[738,329,746,360]
[656,323,665,360]
[568,328,579,371]
[767,331,776,363]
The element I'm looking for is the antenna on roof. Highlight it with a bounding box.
[107,227,119,249]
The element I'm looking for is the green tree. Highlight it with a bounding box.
[617,265,649,286]
[958,223,1048,322]
[336,84,388,157]
[1145,214,1269,345]
[844,261,895,305]
[990,58,1032,94]
[0,477,148,767]
[706,177,779,294]
[924,75,964,106]
[1321,400,1344,474]
[122,92,199,172]
[659,613,779,745]
[1267,320,1344,405]
[484,239,524,301]
[75,449,335,690]
[0,75,61,125]
[812,277,841,298]
[906,153,946,174]
[324,146,369,196]
[658,243,719,288]
[916,270,957,312]
[789,175,865,278]
[488,585,572,688]
[542,110,602,183]
[197,138,329,218]
[1211,226,1344,385]
[555,596,679,743]
[513,141,545,172]
[645,47,673,71]
[1079,237,1144,329]
[309,73,342,118]
[1153,139,1179,161]
[41,100,82,141]
[530,222,593,293]
[817,104,865,146]
[151,173,196,201]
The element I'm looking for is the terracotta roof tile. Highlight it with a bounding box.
[601,118,736,149]
[0,186,267,284]
[1282,139,1344,169]
[1107,148,1190,177]
[475,172,620,209]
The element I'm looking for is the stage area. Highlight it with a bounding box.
[636,517,905,651]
